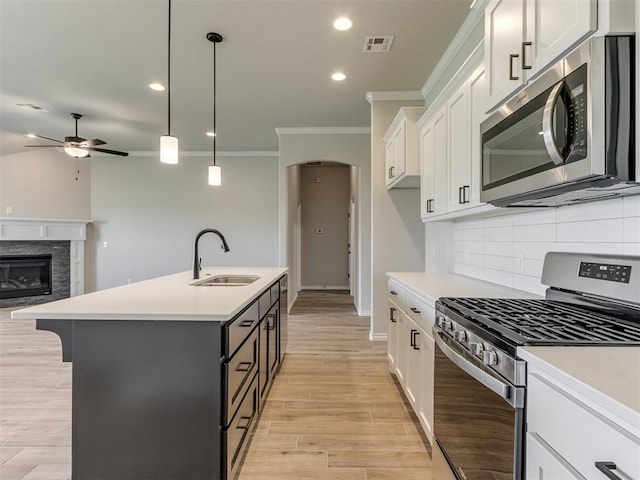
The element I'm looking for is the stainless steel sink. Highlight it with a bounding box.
[191,275,260,287]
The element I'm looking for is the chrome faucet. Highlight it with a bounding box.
[193,228,230,279]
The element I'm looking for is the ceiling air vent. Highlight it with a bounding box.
[16,103,48,112]
[363,36,394,53]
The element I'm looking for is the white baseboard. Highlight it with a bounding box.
[302,285,350,290]
[358,309,371,317]
[369,333,387,342]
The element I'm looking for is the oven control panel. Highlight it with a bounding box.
[578,262,631,284]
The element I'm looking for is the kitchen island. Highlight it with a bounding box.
[11,266,288,480]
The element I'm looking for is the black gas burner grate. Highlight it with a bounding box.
[439,297,640,345]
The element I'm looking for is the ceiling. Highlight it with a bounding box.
[0,0,471,157]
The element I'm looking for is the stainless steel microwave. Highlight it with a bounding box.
[480,35,637,207]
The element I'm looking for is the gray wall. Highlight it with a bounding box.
[90,154,279,291]
[300,165,350,289]
[0,149,91,219]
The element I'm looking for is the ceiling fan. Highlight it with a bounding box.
[25,113,129,157]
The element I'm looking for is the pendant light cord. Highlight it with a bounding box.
[167,0,172,136]
[213,39,217,166]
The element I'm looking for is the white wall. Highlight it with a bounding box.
[370,99,425,339]
[0,149,91,219]
[300,165,350,289]
[90,154,279,291]
[449,196,640,296]
[278,131,371,315]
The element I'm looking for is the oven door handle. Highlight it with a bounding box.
[434,330,522,408]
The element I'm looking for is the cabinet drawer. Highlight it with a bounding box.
[527,371,640,479]
[405,291,434,335]
[526,432,581,479]
[387,279,405,305]
[270,282,280,306]
[224,327,259,427]
[224,373,258,480]
[225,301,259,358]
[259,289,272,320]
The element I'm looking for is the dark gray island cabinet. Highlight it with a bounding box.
[15,269,288,480]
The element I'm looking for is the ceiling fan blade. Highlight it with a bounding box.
[88,147,129,157]
[24,144,59,147]
[65,136,86,144]
[82,138,107,147]
[33,134,63,143]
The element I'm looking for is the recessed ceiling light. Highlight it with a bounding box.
[25,133,37,138]
[331,72,346,81]
[333,17,353,31]
[206,131,216,137]
[149,82,166,91]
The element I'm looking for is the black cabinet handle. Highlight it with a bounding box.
[458,186,464,204]
[390,307,396,323]
[410,329,420,350]
[509,53,519,80]
[410,307,421,314]
[426,199,435,213]
[595,462,622,480]
[390,290,397,296]
[521,41,532,70]
[237,416,252,430]
[236,361,253,372]
[463,185,470,203]
[239,320,254,327]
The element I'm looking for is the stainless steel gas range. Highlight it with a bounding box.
[432,252,640,480]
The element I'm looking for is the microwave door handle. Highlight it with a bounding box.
[542,82,566,166]
[434,330,521,408]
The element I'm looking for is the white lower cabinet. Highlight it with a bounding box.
[386,279,435,445]
[526,366,640,480]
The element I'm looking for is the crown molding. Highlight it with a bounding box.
[275,127,370,136]
[365,91,423,104]
[420,6,485,99]
[127,150,279,158]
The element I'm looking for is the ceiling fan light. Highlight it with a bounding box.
[64,146,89,158]
[160,135,178,164]
[208,164,221,186]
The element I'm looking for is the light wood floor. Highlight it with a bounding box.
[1,292,432,480]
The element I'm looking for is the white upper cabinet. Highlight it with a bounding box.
[420,106,447,218]
[383,107,426,189]
[447,83,472,213]
[485,0,596,109]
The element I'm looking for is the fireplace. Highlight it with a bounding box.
[0,254,53,299]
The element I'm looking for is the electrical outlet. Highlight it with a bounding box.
[5,206,12,214]
[127,278,132,284]
[103,241,108,248]
[516,253,526,272]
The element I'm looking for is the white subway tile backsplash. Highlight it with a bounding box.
[485,254,514,272]
[623,217,640,242]
[514,274,546,296]
[623,195,640,217]
[484,226,514,242]
[513,209,557,226]
[556,218,623,243]
[555,242,624,255]
[514,223,556,242]
[436,199,637,295]
[485,241,515,257]
[556,197,623,222]
[484,268,514,287]
[513,242,557,260]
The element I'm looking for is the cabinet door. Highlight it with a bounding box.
[420,120,435,219]
[526,0,596,78]
[526,433,581,480]
[447,83,471,213]
[417,331,434,443]
[404,317,421,409]
[468,66,489,207]
[485,0,526,107]
[384,139,395,186]
[394,309,409,386]
[432,108,448,215]
[387,301,399,374]
[393,121,407,178]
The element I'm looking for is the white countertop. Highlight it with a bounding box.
[387,272,539,304]
[11,267,287,322]
[519,346,640,430]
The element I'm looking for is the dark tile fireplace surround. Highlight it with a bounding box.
[0,241,70,308]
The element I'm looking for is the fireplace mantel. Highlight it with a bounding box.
[0,218,90,297]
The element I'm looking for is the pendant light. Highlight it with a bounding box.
[207,32,223,185]
[160,0,178,164]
